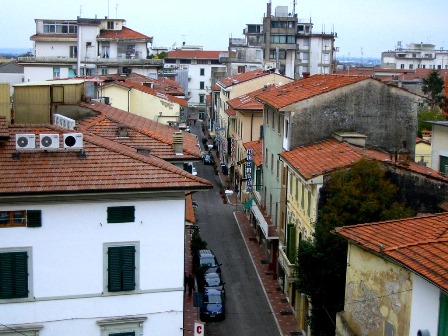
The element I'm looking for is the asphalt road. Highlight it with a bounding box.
[191,123,279,336]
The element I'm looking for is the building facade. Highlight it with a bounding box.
[18,18,162,82]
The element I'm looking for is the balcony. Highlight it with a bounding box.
[278,245,296,279]
[18,56,164,67]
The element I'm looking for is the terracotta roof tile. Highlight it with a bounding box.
[30,33,77,41]
[225,107,236,117]
[76,101,201,161]
[185,194,196,224]
[218,69,276,88]
[166,50,226,60]
[0,125,211,195]
[243,140,263,166]
[257,74,370,109]
[227,83,283,111]
[335,212,448,292]
[99,26,151,41]
[280,138,448,182]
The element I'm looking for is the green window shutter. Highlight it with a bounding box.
[107,206,135,223]
[110,332,135,336]
[439,293,448,336]
[108,246,135,292]
[286,224,296,263]
[0,252,28,299]
[27,210,42,227]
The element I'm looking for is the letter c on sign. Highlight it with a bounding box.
[196,325,202,334]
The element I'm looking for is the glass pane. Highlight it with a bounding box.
[0,212,9,225]
[13,211,25,224]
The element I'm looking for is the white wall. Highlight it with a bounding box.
[0,197,185,335]
[35,41,74,58]
[431,124,448,171]
[409,274,440,336]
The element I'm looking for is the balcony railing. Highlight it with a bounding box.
[18,56,164,66]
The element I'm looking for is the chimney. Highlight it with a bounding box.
[173,131,184,155]
[117,125,129,137]
[397,141,410,163]
[302,72,310,79]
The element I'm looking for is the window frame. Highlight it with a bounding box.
[97,316,147,336]
[0,247,33,301]
[0,210,41,228]
[103,242,139,294]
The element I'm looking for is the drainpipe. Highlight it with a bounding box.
[250,113,254,141]
[127,87,131,112]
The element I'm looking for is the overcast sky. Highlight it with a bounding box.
[1,0,447,58]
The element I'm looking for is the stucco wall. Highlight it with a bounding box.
[341,244,413,336]
[288,79,418,157]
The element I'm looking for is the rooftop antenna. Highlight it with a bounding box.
[292,0,296,16]
[79,5,82,17]
[116,3,119,19]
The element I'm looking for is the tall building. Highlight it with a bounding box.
[18,17,162,82]
[223,2,337,79]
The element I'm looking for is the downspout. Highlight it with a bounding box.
[127,87,131,112]
[250,113,254,141]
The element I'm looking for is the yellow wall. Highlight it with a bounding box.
[339,244,413,336]
[0,83,10,123]
[102,85,181,124]
[415,141,431,168]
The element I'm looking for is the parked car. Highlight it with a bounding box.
[193,249,221,276]
[200,288,226,321]
[198,272,226,294]
[203,154,215,165]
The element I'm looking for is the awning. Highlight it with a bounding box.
[250,203,278,240]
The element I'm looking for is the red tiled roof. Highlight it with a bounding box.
[211,84,220,91]
[335,212,448,292]
[244,140,263,166]
[225,107,236,117]
[99,26,151,41]
[218,69,276,88]
[97,73,184,96]
[280,138,448,182]
[0,125,211,195]
[185,194,196,224]
[166,50,226,59]
[104,80,188,107]
[257,74,370,109]
[227,84,283,111]
[76,101,201,160]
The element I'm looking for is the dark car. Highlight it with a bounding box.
[193,249,222,276]
[198,272,226,294]
[200,288,226,321]
[203,154,215,165]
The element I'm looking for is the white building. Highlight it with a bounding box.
[0,118,212,335]
[382,42,448,70]
[164,47,227,122]
[18,18,163,82]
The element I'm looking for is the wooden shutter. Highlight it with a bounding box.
[107,206,135,223]
[110,332,135,336]
[286,224,296,263]
[0,252,28,299]
[439,293,448,336]
[108,246,135,292]
[27,210,42,227]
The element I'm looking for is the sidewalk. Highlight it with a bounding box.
[183,128,303,335]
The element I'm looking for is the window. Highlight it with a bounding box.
[107,21,114,29]
[270,35,295,44]
[101,68,109,75]
[107,206,135,224]
[0,250,30,299]
[0,210,41,228]
[199,94,205,104]
[307,189,312,217]
[197,59,208,64]
[271,153,274,172]
[200,81,205,90]
[180,59,191,64]
[43,21,77,34]
[102,46,110,58]
[409,64,413,69]
[400,64,405,69]
[97,316,146,336]
[106,244,138,292]
[237,65,246,74]
[265,148,268,166]
[200,68,205,76]
[439,292,448,336]
[53,67,60,79]
[269,49,286,60]
[69,46,77,58]
[285,119,289,139]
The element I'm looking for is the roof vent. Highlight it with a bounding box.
[117,125,129,137]
[173,131,184,155]
[136,146,152,156]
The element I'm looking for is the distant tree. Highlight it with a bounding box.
[417,106,446,137]
[422,70,445,107]
[296,159,415,335]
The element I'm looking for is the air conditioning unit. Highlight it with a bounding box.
[39,134,60,149]
[63,133,83,149]
[15,134,36,150]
